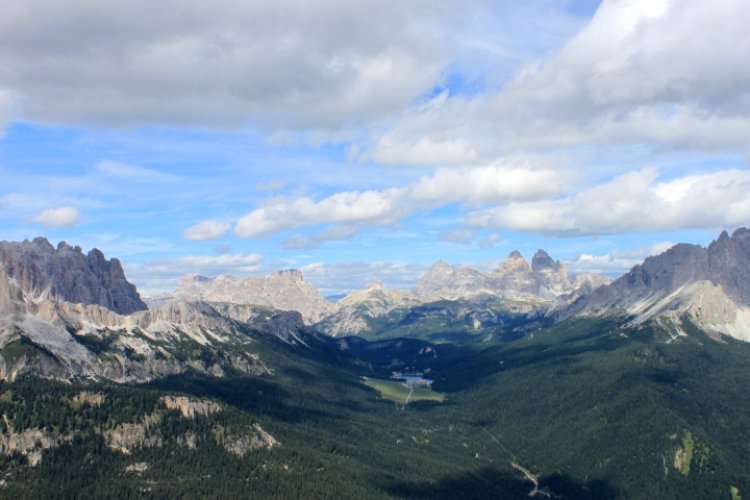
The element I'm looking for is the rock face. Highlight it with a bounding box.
[413,250,607,303]
[0,237,146,315]
[174,270,335,324]
[0,239,282,383]
[413,261,493,301]
[316,280,421,336]
[0,393,278,466]
[561,228,750,341]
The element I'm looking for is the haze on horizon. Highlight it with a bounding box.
[1,0,749,296]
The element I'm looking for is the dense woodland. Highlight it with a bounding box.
[1,317,749,499]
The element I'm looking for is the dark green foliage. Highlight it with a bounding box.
[1,317,750,498]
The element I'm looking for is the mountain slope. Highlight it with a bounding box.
[560,228,750,341]
[0,241,322,383]
[315,280,421,336]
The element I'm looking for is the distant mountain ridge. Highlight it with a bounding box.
[314,250,609,338]
[413,249,607,303]
[174,271,335,324]
[315,280,421,336]
[6,228,750,385]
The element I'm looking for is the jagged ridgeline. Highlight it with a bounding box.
[1,232,750,498]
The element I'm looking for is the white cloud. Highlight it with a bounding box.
[409,160,573,205]
[235,157,572,241]
[29,206,81,228]
[567,242,675,276]
[97,161,179,182]
[468,169,750,235]
[438,229,474,245]
[282,225,359,250]
[0,0,451,131]
[0,88,16,136]
[235,188,406,238]
[183,220,231,241]
[360,0,750,165]
[478,233,501,249]
[176,253,263,270]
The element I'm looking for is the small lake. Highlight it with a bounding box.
[391,372,433,386]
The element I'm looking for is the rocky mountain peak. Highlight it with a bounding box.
[495,251,531,275]
[367,279,385,290]
[559,227,750,341]
[428,260,453,274]
[0,237,146,315]
[276,269,304,280]
[173,269,334,324]
[531,249,561,272]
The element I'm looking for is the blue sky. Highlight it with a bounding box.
[1,0,749,296]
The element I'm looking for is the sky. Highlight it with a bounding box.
[1,0,750,297]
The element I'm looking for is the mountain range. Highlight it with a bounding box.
[2,229,750,498]
[3,229,750,385]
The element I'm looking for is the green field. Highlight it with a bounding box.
[362,378,446,404]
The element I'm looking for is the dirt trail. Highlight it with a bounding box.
[511,461,549,497]
[482,429,550,498]
[401,384,415,409]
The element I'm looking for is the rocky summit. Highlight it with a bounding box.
[413,249,605,303]
[0,237,146,315]
[560,228,750,341]
[174,270,335,324]
[315,280,421,336]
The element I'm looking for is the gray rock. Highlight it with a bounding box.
[173,270,335,324]
[0,237,146,314]
[559,228,750,341]
[413,250,607,304]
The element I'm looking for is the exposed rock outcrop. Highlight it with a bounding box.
[174,270,335,324]
[413,250,607,303]
[559,228,750,341]
[317,280,421,336]
[160,395,222,419]
[0,238,146,315]
[221,424,280,457]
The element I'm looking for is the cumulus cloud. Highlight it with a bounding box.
[29,206,81,228]
[183,220,231,241]
[0,0,451,131]
[235,188,407,238]
[0,89,16,136]
[486,0,750,151]
[467,169,750,235]
[409,160,573,205]
[235,157,571,241]
[567,242,675,276]
[362,0,750,164]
